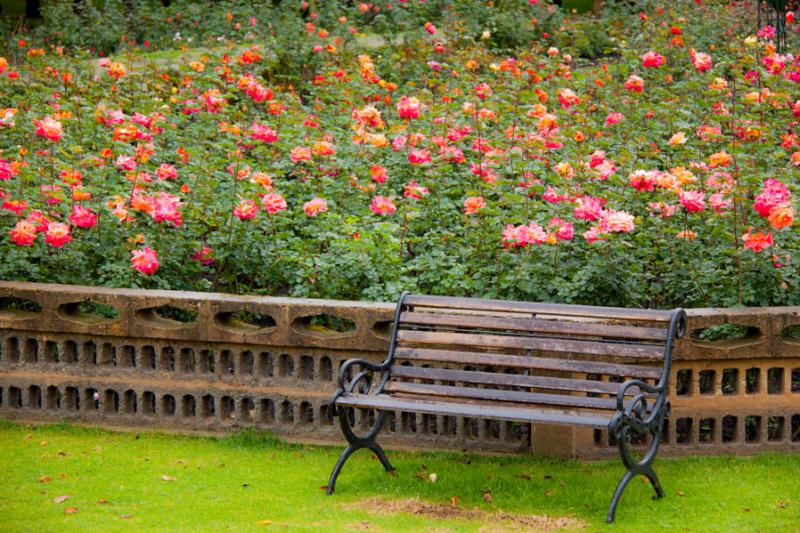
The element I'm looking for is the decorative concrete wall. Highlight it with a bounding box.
[1,281,798,458]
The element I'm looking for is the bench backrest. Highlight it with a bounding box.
[384,294,686,407]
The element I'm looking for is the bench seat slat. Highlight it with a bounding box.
[336,393,613,427]
[390,366,639,395]
[400,311,669,341]
[384,382,650,411]
[403,295,675,323]
[396,330,664,359]
[393,347,662,380]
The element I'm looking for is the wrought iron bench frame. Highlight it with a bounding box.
[326,292,686,523]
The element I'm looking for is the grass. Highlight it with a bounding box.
[0,421,798,532]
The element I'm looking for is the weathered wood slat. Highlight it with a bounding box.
[399,312,669,341]
[396,330,664,359]
[393,347,662,379]
[384,381,645,411]
[335,393,613,427]
[403,295,674,322]
[390,366,635,395]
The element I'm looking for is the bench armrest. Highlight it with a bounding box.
[330,359,390,414]
[615,379,663,412]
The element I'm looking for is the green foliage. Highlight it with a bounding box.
[0,1,798,309]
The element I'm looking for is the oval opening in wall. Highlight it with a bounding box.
[136,305,197,329]
[372,320,394,340]
[215,311,277,333]
[293,314,356,337]
[0,296,43,320]
[690,323,761,344]
[58,300,119,325]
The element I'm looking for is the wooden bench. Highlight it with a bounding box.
[326,293,686,523]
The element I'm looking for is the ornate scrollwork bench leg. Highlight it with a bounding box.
[327,408,394,495]
[606,308,684,523]
[606,392,669,523]
[326,358,396,495]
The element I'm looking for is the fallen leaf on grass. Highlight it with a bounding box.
[39,476,52,483]
[319,485,329,491]
[64,507,79,514]
[255,520,273,526]
[676,491,685,497]
[450,496,459,507]
[161,475,176,482]
[59,473,66,479]
[743,508,751,513]
[40,440,47,446]
[53,495,71,504]
[97,499,110,505]
[483,492,493,503]
[120,515,133,520]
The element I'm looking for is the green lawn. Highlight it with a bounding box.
[0,421,798,532]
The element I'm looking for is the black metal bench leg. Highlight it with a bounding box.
[327,410,392,495]
[607,411,668,523]
[606,469,634,523]
[644,466,665,499]
[367,442,395,473]
[327,445,356,495]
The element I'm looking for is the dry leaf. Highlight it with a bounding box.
[53,495,71,504]
[450,496,459,507]
[319,485,329,491]
[120,514,133,520]
[64,507,79,514]
[255,520,273,526]
[483,492,493,503]
[40,440,47,446]
[676,491,685,497]
[58,474,66,479]
[161,475,176,482]
[743,508,751,513]
[39,476,52,483]
[97,499,110,505]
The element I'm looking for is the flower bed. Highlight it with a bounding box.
[0,0,798,307]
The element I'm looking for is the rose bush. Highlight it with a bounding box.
[0,0,798,307]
